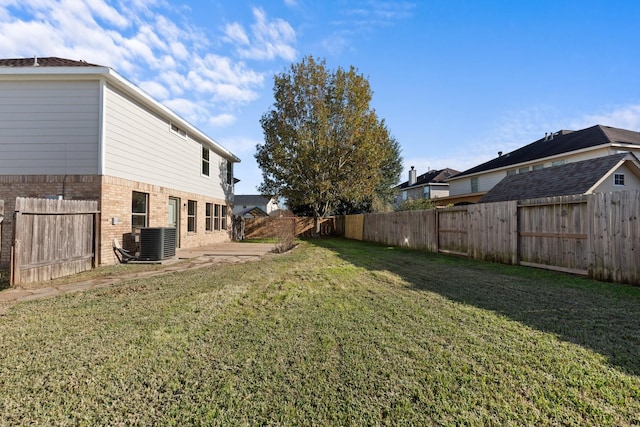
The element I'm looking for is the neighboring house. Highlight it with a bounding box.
[233,195,279,217]
[0,57,240,266]
[480,153,640,203]
[446,125,640,203]
[393,166,459,208]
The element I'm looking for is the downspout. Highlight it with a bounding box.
[98,78,107,176]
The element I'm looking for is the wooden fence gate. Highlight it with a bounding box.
[437,206,469,255]
[11,197,100,286]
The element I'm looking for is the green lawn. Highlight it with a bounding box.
[1,238,639,425]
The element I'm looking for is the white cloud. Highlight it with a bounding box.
[139,80,169,100]
[163,98,207,123]
[209,113,237,128]
[226,7,297,61]
[572,104,640,131]
[224,22,250,45]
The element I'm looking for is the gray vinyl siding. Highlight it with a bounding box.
[103,85,229,200]
[0,80,100,174]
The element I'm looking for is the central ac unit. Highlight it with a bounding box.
[139,227,177,261]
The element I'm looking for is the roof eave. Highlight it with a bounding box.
[449,143,617,181]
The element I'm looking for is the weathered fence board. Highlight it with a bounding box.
[363,210,437,250]
[437,206,469,255]
[344,214,365,240]
[467,201,518,264]
[242,216,334,239]
[590,191,640,284]
[518,195,589,275]
[11,197,99,286]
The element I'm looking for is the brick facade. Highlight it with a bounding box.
[0,175,231,267]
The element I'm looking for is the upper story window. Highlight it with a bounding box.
[533,164,544,171]
[614,173,625,186]
[202,146,210,176]
[552,159,565,167]
[226,161,233,185]
[518,166,529,174]
[506,169,517,176]
[470,177,479,193]
[170,122,187,138]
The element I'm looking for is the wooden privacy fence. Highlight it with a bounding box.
[11,197,100,286]
[337,191,640,286]
[242,216,335,239]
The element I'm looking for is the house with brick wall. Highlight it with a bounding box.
[0,57,240,267]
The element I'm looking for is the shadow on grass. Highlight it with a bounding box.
[307,238,640,376]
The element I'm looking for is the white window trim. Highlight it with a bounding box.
[170,122,187,139]
[202,146,210,177]
[614,173,625,186]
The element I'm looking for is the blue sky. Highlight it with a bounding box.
[2,0,640,194]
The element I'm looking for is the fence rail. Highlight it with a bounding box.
[11,197,99,286]
[336,191,640,287]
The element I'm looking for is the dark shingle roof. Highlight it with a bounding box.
[234,195,272,206]
[396,167,459,189]
[454,125,640,178]
[479,153,630,203]
[0,57,102,67]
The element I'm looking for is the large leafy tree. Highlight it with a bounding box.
[256,55,402,232]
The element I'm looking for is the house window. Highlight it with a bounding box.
[614,173,625,186]
[221,205,228,230]
[205,203,213,231]
[131,191,148,231]
[471,177,479,193]
[202,146,210,176]
[214,204,221,230]
[187,200,197,232]
[552,159,565,166]
[423,186,431,199]
[402,191,407,201]
[533,164,544,171]
[506,169,516,176]
[170,122,187,138]
[226,161,233,185]
[519,167,529,174]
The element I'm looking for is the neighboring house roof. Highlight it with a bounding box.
[479,153,637,203]
[235,206,269,217]
[396,168,459,189]
[453,125,640,179]
[234,194,274,207]
[0,57,240,163]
